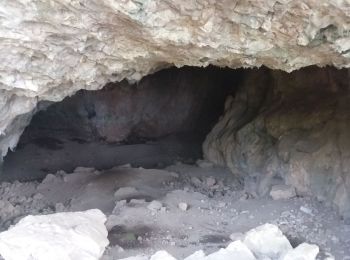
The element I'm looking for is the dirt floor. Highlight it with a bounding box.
[0,161,349,259]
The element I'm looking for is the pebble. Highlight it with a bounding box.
[300,206,313,215]
[147,200,163,211]
[206,177,216,187]
[178,202,189,211]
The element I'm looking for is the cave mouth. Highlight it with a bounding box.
[1,65,350,259]
[2,66,242,181]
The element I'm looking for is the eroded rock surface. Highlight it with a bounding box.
[0,0,350,157]
[204,67,350,217]
[18,67,238,144]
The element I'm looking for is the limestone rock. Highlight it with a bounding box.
[178,202,189,211]
[282,243,319,260]
[0,209,109,260]
[242,223,292,259]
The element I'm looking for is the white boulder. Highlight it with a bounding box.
[282,243,319,260]
[243,223,292,259]
[0,209,109,260]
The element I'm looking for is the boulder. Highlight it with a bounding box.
[0,209,109,260]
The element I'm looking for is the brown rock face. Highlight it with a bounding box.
[204,67,350,217]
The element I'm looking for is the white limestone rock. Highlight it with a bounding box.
[178,202,189,211]
[270,185,296,200]
[282,243,319,260]
[185,241,256,260]
[0,209,109,260]
[243,223,292,259]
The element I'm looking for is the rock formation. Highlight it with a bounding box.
[204,67,350,218]
[18,67,238,145]
[0,0,350,158]
[0,0,350,218]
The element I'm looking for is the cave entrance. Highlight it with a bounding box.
[2,66,242,181]
[1,65,350,259]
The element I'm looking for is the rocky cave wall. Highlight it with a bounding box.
[18,66,239,146]
[0,0,350,159]
[204,66,350,217]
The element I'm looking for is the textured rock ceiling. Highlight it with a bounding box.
[0,0,350,158]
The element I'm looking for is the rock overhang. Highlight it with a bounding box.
[0,0,350,158]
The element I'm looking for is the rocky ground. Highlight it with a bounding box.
[0,162,349,259]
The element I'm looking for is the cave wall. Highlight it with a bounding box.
[204,66,350,217]
[19,66,239,145]
[0,0,349,159]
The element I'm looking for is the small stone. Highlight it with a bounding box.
[218,202,226,208]
[206,177,216,187]
[270,185,296,200]
[178,202,189,211]
[239,192,250,200]
[300,206,313,215]
[147,200,163,211]
[191,177,202,187]
[282,243,319,260]
[160,207,167,213]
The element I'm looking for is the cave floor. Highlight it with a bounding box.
[0,163,349,259]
